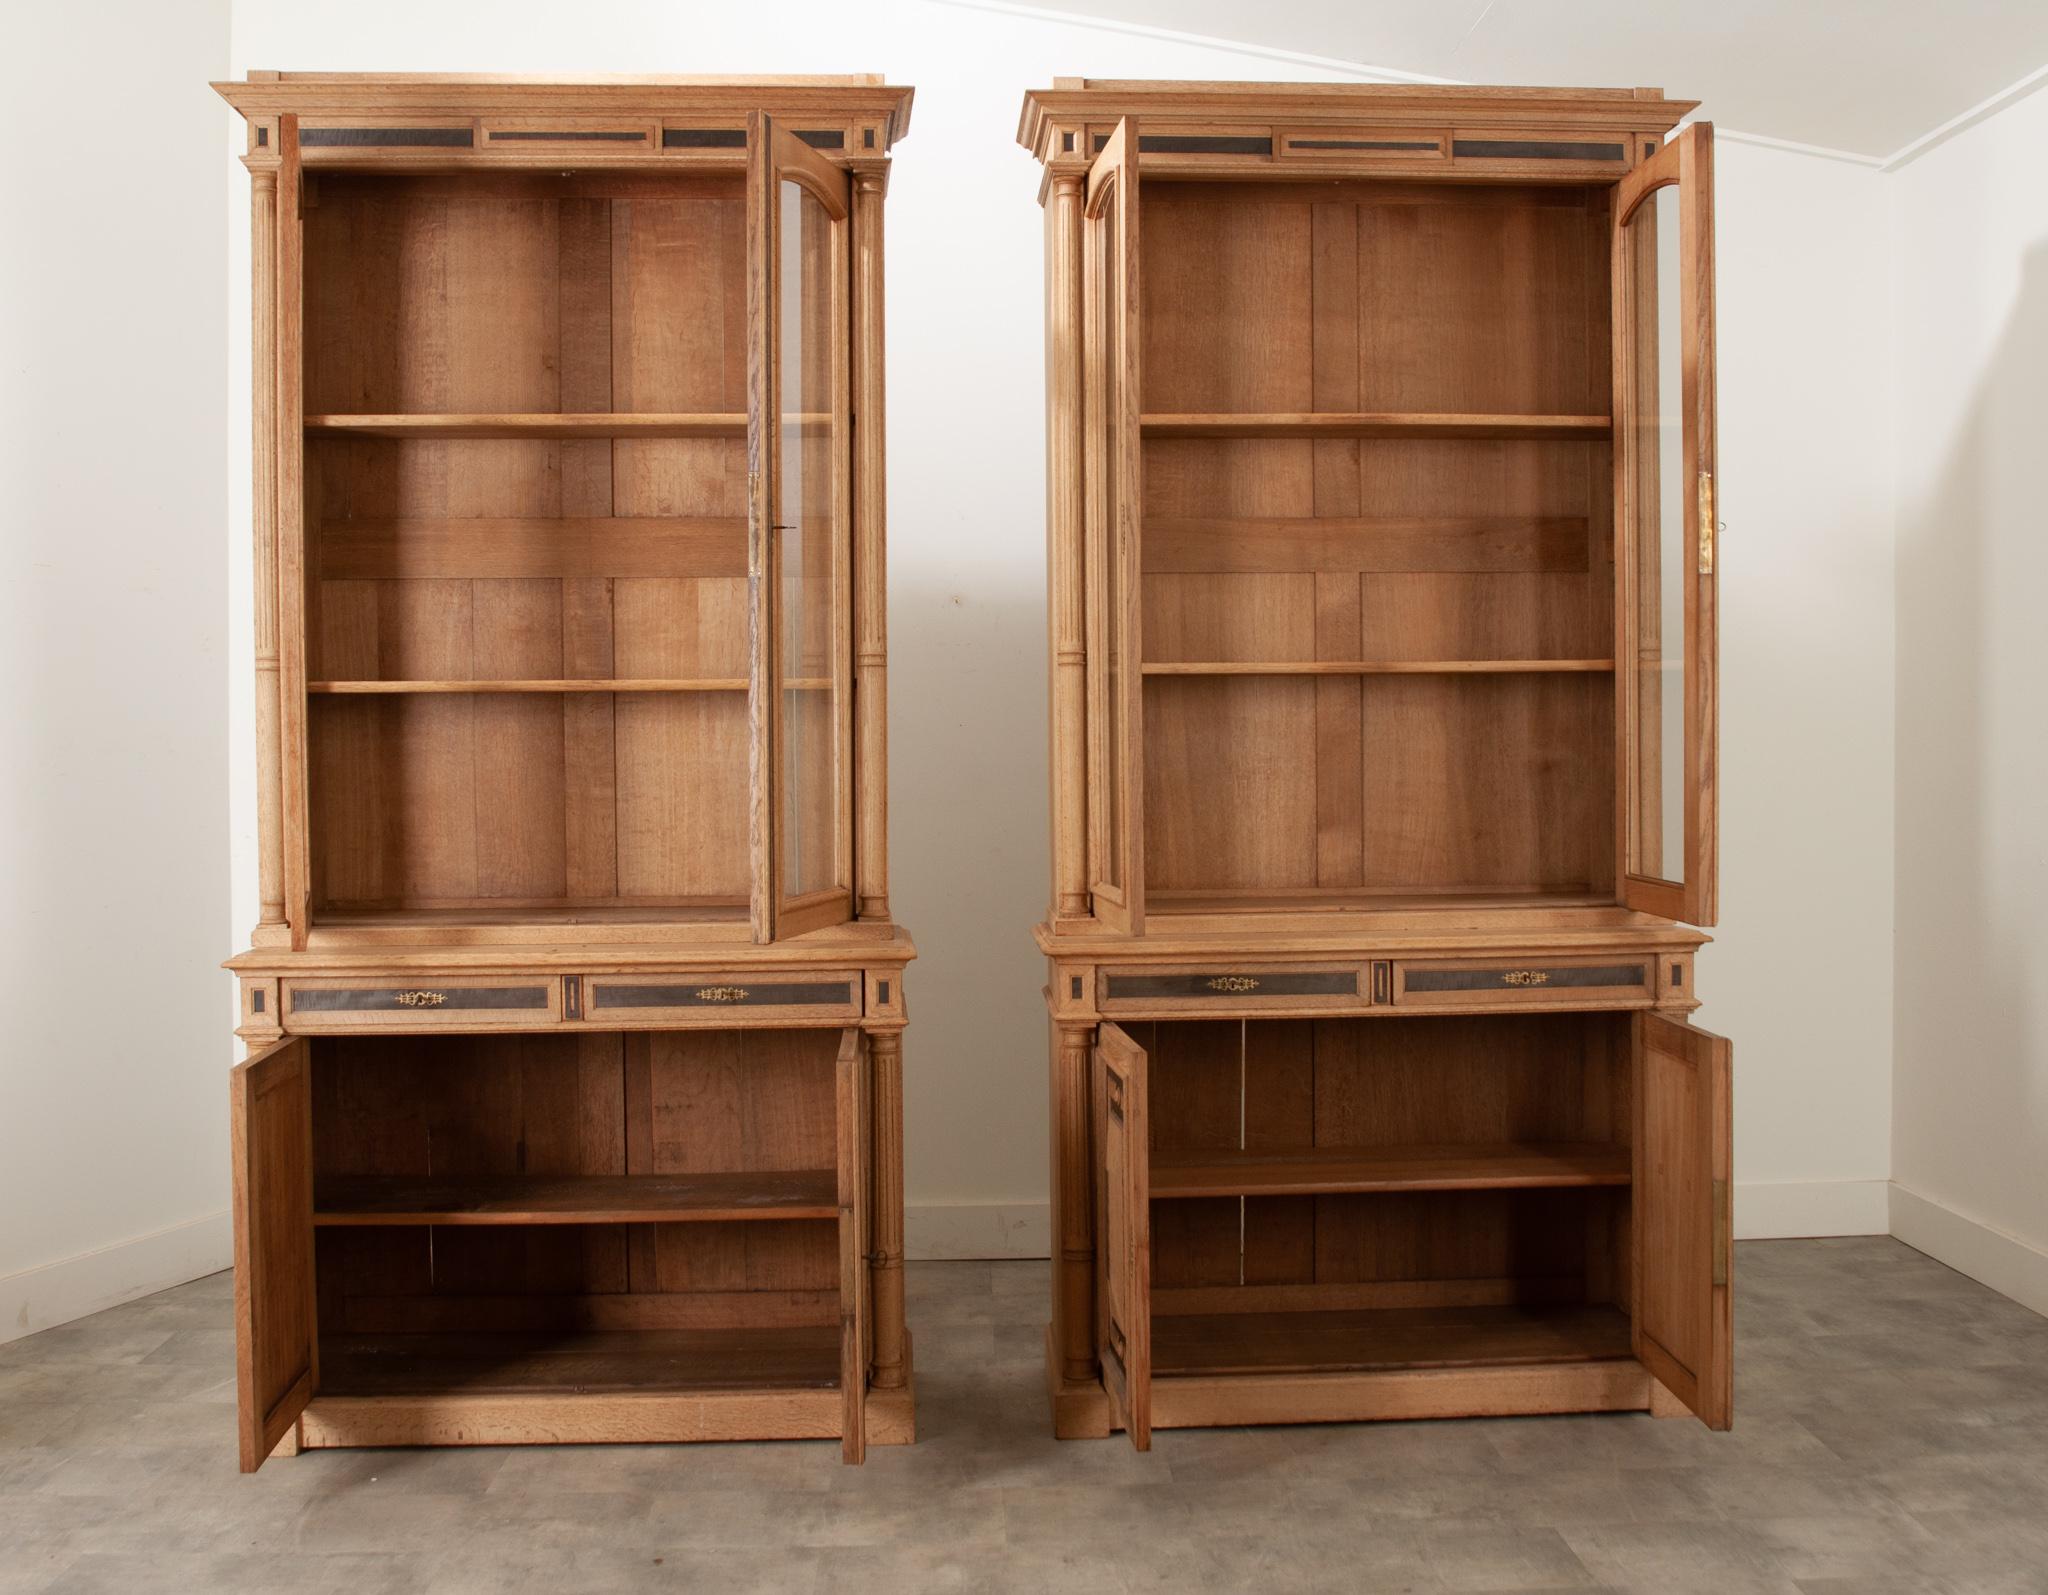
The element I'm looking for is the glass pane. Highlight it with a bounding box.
[1092,184,1124,892]
[1625,183,1686,883]
[776,177,843,901]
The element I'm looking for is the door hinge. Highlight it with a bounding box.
[1697,471,1716,575]
[1711,1176,1729,1286]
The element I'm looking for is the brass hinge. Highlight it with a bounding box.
[1711,1176,1729,1286]
[1698,471,1716,575]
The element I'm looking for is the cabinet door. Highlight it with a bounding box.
[1095,1020,1151,1448]
[230,1037,316,1471]
[748,113,856,942]
[1613,123,1718,926]
[1082,120,1146,933]
[836,1028,872,1462]
[1634,1011,1733,1428]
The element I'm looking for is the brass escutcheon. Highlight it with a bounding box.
[394,990,446,1008]
[695,985,749,1003]
[1205,975,1260,993]
[1500,970,1551,987]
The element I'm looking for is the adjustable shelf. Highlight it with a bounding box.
[1140,659,1615,678]
[313,1171,839,1226]
[1140,412,1613,441]
[1151,1143,1631,1200]
[1153,1304,1633,1379]
[307,678,830,694]
[305,412,749,439]
[319,1328,843,1397]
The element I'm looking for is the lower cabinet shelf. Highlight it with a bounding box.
[1151,1142,1629,1199]
[319,1327,843,1397]
[313,1171,838,1226]
[1153,1303,1633,1379]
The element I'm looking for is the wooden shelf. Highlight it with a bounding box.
[1141,659,1614,678]
[306,413,747,439]
[1153,1303,1632,1378]
[314,1171,838,1226]
[1141,412,1612,441]
[319,1328,841,1397]
[310,678,832,695]
[1151,1142,1630,1200]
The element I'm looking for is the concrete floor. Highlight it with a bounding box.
[2,1238,2046,1593]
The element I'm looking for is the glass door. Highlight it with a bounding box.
[1613,123,1718,926]
[1083,119,1145,933]
[749,114,854,942]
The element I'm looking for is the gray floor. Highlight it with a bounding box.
[2,1239,2046,1593]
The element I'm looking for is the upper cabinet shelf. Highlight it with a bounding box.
[305,413,747,439]
[1140,413,1612,441]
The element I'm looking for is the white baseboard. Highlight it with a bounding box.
[0,1210,232,1345]
[1736,1178,1890,1239]
[1889,1181,2048,1318]
[907,1202,1050,1260]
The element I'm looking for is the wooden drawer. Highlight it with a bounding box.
[1097,965,1368,1015]
[283,976,562,1031]
[1391,957,1653,1010]
[581,971,862,1025]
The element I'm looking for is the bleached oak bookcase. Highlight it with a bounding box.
[1021,80,1733,1446]
[215,73,915,1468]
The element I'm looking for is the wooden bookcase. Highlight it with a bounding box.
[1021,80,1734,1445]
[216,74,915,1468]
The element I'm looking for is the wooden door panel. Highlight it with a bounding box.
[1613,123,1717,926]
[231,1036,316,1471]
[1095,1020,1151,1448]
[836,1028,871,1462]
[1083,119,1145,931]
[1635,1011,1732,1427]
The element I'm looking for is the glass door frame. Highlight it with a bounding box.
[1612,122,1718,927]
[747,112,856,943]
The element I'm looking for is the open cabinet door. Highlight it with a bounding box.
[836,1028,872,1462]
[1082,120,1145,933]
[748,113,856,943]
[1613,123,1718,926]
[230,1037,316,1471]
[1095,1021,1151,1448]
[1635,1012,1733,1428]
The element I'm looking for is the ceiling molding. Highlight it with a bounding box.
[1880,58,2048,172]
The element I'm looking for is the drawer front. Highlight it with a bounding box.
[1392,958,1653,1010]
[1097,965,1368,1015]
[582,971,862,1025]
[283,977,562,1031]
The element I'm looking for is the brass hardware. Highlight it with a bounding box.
[1698,471,1716,575]
[1712,1176,1729,1286]
[394,990,446,1008]
[1500,970,1551,987]
[1205,975,1260,992]
[695,985,750,1003]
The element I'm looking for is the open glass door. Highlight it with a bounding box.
[1613,124,1718,926]
[1083,120,1145,933]
[1095,1020,1151,1448]
[1635,1012,1733,1428]
[749,113,855,942]
[230,1037,316,1471]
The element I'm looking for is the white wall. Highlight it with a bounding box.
[1890,84,2048,1312]
[0,0,232,1338]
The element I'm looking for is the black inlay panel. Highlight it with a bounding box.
[1453,138,1627,162]
[1103,971,1357,1001]
[863,128,876,149]
[796,129,846,149]
[255,127,268,147]
[1070,976,1084,1000]
[302,127,474,148]
[663,127,747,149]
[488,129,648,143]
[591,981,854,1009]
[1403,964,1646,994]
[1289,137,1440,151]
[290,986,548,1012]
[1670,963,1684,987]
[251,989,265,1013]
[877,980,891,1005]
[1092,133,1274,156]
